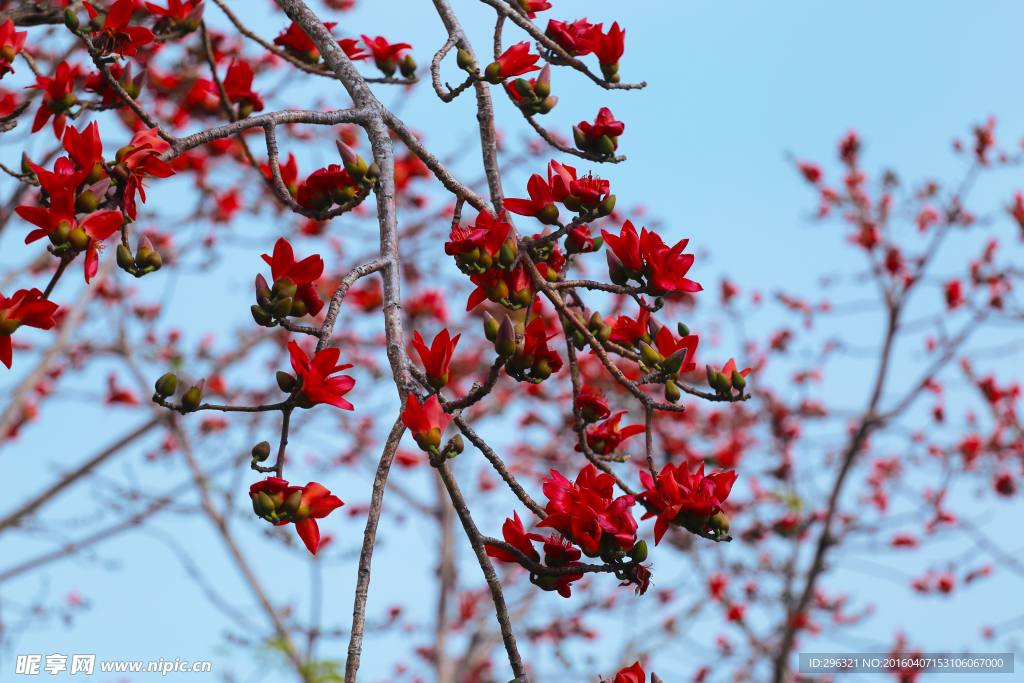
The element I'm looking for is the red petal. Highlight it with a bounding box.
[294,517,321,554]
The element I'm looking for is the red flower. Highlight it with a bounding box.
[145,0,203,21]
[654,326,699,373]
[582,22,625,67]
[262,152,299,196]
[445,210,512,270]
[720,358,752,382]
[28,61,79,139]
[287,341,356,410]
[727,603,746,622]
[485,511,545,563]
[642,231,702,294]
[466,266,532,311]
[577,410,645,457]
[575,388,610,422]
[515,0,551,19]
[537,464,638,557]
[545,19,594,56]
[603,662,645,683]
[85,0,155,57]
[274,22,337,63]
[601,220,646,274]
[339,38,369,62]
[260,238,325,317]
[401,393,453,453]
[411,328,460,389]
[639,461,738,544]
[15,158,123,283]
[504,173,559,222]
[506,316,563,381]
[0,288,60,369]
[797,161,822,184]
[0,19,28,79]
[360,35,411,76]
[249,477,344,554]
[607,307,651,348]
[485,41,540,82]
[944,278,965,310]
[63,122,104,177]
[579,107,624,140]
[223,60,264,116]
[115,128,176,220]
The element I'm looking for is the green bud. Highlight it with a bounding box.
[663,350,686,374]
[731,370,747,392]
[514,78,533,97]
[588,310,604,332]
[272,277,297,300]
[627,539,648,562]
[294,391,315,410]
[678,322,691,337]
[181,385,203,412]
[154,372,178,397]
[509,287,532,308]
[253,491,275,517]
[533,79,550,100]
[366,162,380,180]
[143,249,162,271]
[276,371,296,393]
[416,427,443,452]
[597,194,616,217]
[456,48,474,71]
[449,433,465,455]
[706,365,717,390]
[562,193,582,212]
[75,189,100,214]
[399,54,417,78]
[331,184,356,204]
[50,221,72,245]
[715,371,731,394]
[272,297,294,319]
[64,7,80,31]
[607,249,627,286]
[282,490,303,516]
[572,125,588,151]
[483,311,500,342]
[116,244,135,271]
[427,372,448,389]
[639,341,664,368]
[664,379,681,404]
[67,227,90,252]
[289,298,308,318]
[598,135,617,156]
[592,235,604,251]
[486,278,509,302]
[251,305,273,327]
[708,511,730,536]
[499,240,516,267]
[483,61,501,83]
[596,325,612,344]
[251,441,272,462]
[533,357,552,380]
[537,202,560,225]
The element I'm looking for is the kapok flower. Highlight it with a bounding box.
[360,35,412,77]
[287,341,355,410]
[16,158,123,283]
[577,410,645,457]
[654,326,699,374]
[483,42,540,83]
[262,153,299,197]
[411,328,460,389]
[1,288,60,369]
[145,0,204,35]
[249,477,343,554]
[485,511,545,563]
[274,21,337,64]
[944,278,965,310]
[223,60,264,117]
[643,231,703,294]
[537,464,638,557]
[401,393,453,453]
[85,0,155,57]
[504,172,560,223]
[515,0,551,19]
[601,220,646,275]
[574,108,624,155]
[575,388,610,422]
[113,128,175,220]
[28,61,78,139]
[545,19,594,56]
[467,266,533,311]
[582,22,625,74]
[0,19,28,79]
[445,210,512,273]
[506,316,563,382]
[602,662,646,683]
[607,307,652,348]
[261,238,325,318]
[63,123,104,180]
[639,461,737,544]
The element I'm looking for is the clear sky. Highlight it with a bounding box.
[1,1,1023,681]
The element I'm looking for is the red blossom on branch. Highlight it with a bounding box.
[484,41,540,83]
[545,18,594,56]
[411,328,460,389]
[639,462,738,544]
[287,341,356,411]
[0,19,28,79]
[249,477,344,554]
[401,393,453,453]
[85,0,155,57]
[0,289,60,369]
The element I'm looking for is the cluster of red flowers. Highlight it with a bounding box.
[545,18,626,81]
[603,220,703,294]
[249,477,344,554]
[639,461,737,544]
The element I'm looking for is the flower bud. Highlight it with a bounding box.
[514,78,533,97]
[366,162,380,180]
[181,384,203,412]
[663,350,686,374]
[75,189,100,214]
[708,511,729,535]
[251,441,272,462]
[289,298,308,318]
[714,371,731,394]
[482,311,500,341]
[597,194,616,217]
[272,297,294,319]
[416,427,443,451]
[627,539,648,562]
[533,357,552,380]
[607,249,627,286]
[537,95,558,114]
[483,61,501,83]
[427,372,448,390]
[343,155,368,181]
[331,184,356,204]
[596,325,612,344]
[495,315,516,357]
[598,135,617,156]
[399,54,417,78]
[51,221,72,245]
[295,391,315,410]
[499,239,517,267]
[664,379,681,404]
[64,7,80,31]
[509,287,532,308]
[531,574,558,592]
[731,370,746,392]
[272,277,297,299]
[255,274,272,304]
[251,305,273,326]
[154,372,178,397]
[588,310,604,332]
[253,490,276,518]
[639,341,663,368]
[336,139,358,166]
[651,675,663,683]
[143,249,162,271]
[456,48,473,71]
[67,227,90,252]
[572,125,588,151]
[537,202,559,225]
[116,244,135,271]
[282,489,303,516]
[533,65,551,98]
[276,371,296,393]
[562,193,582,212]
[449,433,465,455]
[706,365,717,390]
[375,56,397,77]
